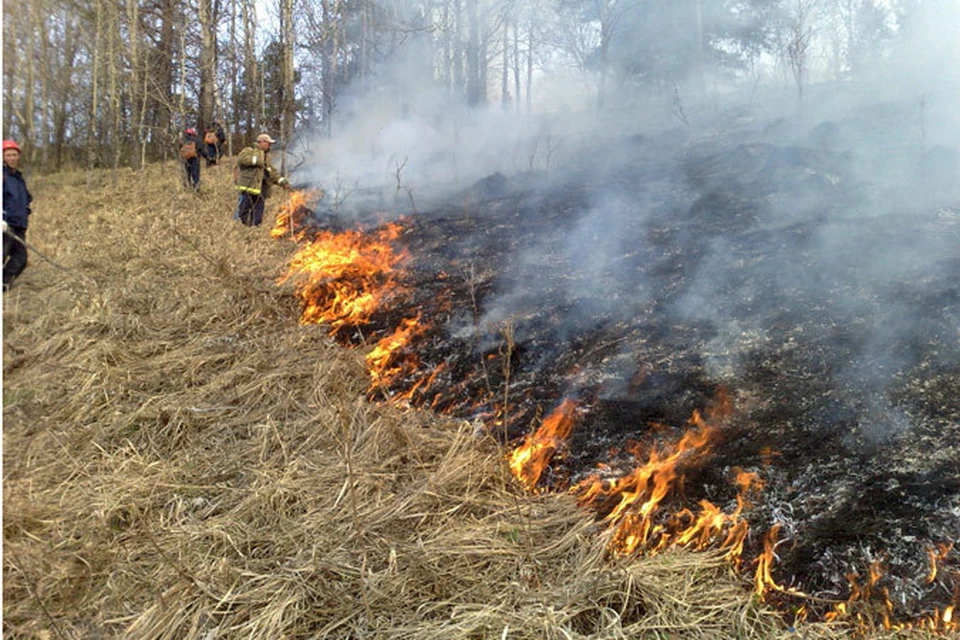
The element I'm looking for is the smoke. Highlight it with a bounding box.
[302,57,571,216]
[296,1,958,444]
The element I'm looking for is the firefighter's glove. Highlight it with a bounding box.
[2,220,7,233]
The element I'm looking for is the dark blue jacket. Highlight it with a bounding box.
[3,163,32,229]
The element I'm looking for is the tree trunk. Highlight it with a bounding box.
[598,0,610,110]
[87,0,103,173]
[2,8,20,139]
[107,0,121,173]
[228,0,238,154]
[53,18,79,169]
[441,0,451,90]
[38,2,51,167]
[280,0,295,169]
[23,0,38,158]
[501,8,509,109]
[465,0,480,105]
[319,0,340,137]
[198,0,217,130]
[526,16,533,115]
[453,0,464,98]
[127,0,144,168]
[513,15,521,114]
[242,0,259,136]
[155,0,176,157]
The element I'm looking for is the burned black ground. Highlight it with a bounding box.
[296,113,960,621]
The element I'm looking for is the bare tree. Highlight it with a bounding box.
[52,14,81,168]
[785,0,815,103]
[595,0,647,108]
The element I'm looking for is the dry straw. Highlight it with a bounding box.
[3,162,925,639]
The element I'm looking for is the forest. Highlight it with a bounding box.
[2,0,955,173]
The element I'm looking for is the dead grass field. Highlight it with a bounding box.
[2,160,927,638]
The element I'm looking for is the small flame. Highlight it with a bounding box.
[926,542,954,584]
[754,523,783,597]
[366,315,426,390]
[820,555,959,633]
[508,399,578,492]
[271,189,323,240]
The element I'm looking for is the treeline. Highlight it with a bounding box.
[1,0,939,172]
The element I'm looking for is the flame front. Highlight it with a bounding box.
[278,222,408,332]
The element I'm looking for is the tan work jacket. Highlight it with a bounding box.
[234,146,286,197]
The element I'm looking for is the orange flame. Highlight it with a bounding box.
[820,555,959,633]
[271,189,323,240]
[927,542,954,584]
[508,399,578,492]
[753,523,809,599]
[278,223,408,332]
[568,390,759,559]
[366,315,426,390]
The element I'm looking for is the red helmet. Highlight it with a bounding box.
[3,139,21,153]
[186,127,197,135]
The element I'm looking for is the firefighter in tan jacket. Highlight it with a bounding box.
[233,133,290,226]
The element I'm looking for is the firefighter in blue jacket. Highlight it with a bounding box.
[3,139,32,290]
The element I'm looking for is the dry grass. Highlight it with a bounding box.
[2,161,931,639]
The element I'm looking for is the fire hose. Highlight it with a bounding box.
[3,223,95,286]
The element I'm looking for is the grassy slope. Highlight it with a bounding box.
[2,160,905,639]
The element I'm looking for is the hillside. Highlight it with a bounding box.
[0,159,931,638]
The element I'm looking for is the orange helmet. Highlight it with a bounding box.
[3,139,21,153]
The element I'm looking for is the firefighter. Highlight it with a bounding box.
[203,127,219,167]
[3,139,32,291]
[178,127,208,192]
[233,133,291,227]
[212,121,227,160]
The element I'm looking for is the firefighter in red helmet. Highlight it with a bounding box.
[3,139,32,291]
[178,126,209,192]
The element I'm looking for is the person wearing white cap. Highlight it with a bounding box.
[233,132,291,226]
